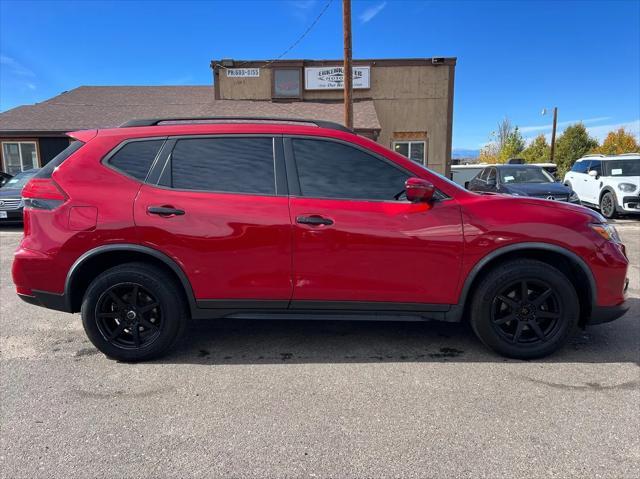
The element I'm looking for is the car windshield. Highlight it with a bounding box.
[606,159,640,176]
[499,167,554,184]
[413,162,466,192]
[1,170,37,189]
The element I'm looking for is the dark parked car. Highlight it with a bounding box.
[467,164,580,203]
[0,172,13,187]
[0,169,39,224]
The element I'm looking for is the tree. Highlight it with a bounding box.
[478,118,524,164]
[499,126,525,162]
[496,117,513,152]
[595,128,640,155]
[521,134,550,163]
[554,123,599,177]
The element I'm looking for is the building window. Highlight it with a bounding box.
[2,141,39,175]
[272,68,302,99]
[393,141,426,165]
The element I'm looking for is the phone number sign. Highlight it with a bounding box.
[226,68,260,78]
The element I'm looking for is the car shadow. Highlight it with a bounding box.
[156,297,640,366]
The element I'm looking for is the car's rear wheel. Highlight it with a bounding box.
[81,262,187,362]
[470,259,579,359]
[600,191,617,219]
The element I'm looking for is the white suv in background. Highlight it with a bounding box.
[564,153,640,218]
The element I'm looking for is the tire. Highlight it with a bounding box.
[81,262,188,362]
[470,259,579,359]
[600,191,617,219]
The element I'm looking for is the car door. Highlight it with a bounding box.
[566,160,590,200]
[583,159,603,204]
[134,135,293,306]
[286,136,464,306]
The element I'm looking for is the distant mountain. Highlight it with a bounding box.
[452,148,480,159]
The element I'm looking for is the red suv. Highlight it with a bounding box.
[12,118,629,361]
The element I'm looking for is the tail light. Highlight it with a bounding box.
[22,178,68,210]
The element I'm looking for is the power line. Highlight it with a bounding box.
[218,0,334,70]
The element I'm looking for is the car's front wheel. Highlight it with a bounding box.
[81,262,187,362]
[600,191,618,219]
[470,259,579,359]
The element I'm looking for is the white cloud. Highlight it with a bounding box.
[26,83,36,90]
[523,119,640,145]
[359,1,387,23]
[287,0,319,21]
[519,116,610,134]
[0,54,35,77]
[586,119,640,142]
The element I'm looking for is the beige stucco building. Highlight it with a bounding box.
[212,58,456,175]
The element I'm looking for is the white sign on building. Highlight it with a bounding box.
[304,66,370,90]
[226,68,260,78]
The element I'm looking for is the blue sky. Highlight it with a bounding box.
[1,0,639,151]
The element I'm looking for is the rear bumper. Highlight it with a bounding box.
[587,301,629,325]
[17,290,71,313]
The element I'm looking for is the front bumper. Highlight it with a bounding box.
[0,208,24,223]
[620,195,640,213]
[588,301,629,325]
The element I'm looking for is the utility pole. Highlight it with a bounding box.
[343,0,353,129]
[550,106,558,163]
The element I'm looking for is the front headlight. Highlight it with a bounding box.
[590,223,621,243]
[618,183,637,193]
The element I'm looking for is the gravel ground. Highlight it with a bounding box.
[1,220,638,479]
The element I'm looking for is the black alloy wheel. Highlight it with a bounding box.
[470,259,579,359]
[490,279,562,345]
[82,262,187,362]
[96,283,162,349]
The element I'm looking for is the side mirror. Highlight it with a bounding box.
[405,177,435,203]
[487,178,497,187]
[588,170,599,178]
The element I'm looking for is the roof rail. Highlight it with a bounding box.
[119,116,353,133]
[582,154,605,158]
[617,152,640,156]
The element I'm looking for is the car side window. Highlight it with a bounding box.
[487,168,496,182]
[292,139,409,201]
[108,139,165,181]
[589,160,602,175]
[572,160,590,174]
[170,137,276,195]
[477,168,488,181]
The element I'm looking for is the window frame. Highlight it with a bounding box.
[572,160,590,174]
[102,137,168,183]
[150,134,287,197]
[271,67,303,100]
[1,140,40,174]
[588,160,602,175]
[392,140,427,165]
[284,135,444,203]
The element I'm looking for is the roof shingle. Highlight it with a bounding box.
[0,86,380,133]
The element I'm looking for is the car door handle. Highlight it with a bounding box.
[296,215,334,226]
[147,205,185,216]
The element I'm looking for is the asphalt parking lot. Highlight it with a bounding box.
[1,220,639,479]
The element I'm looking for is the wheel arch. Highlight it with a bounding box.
[599,185,617,203]
[449,242,597,326]
[65,244,197,315]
